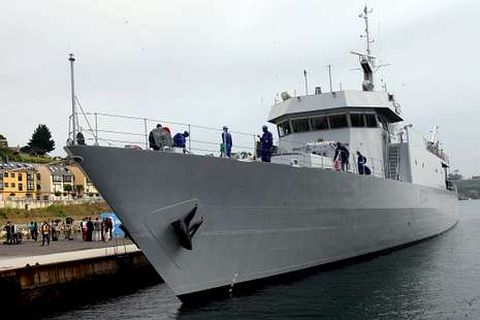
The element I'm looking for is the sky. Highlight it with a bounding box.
[0,0,479,177]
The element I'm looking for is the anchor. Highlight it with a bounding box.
[170,204,204,250]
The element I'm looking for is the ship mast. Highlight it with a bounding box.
[351,5,375,92]
[360,5,374,55]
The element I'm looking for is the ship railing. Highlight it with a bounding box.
[271,150,385,178]
[426,141,449,163]
[68,110,258,158]
[68,110,385,177]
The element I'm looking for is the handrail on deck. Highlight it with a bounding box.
[69,110,387,179]
[69,110,258,155]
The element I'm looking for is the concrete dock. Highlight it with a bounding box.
[0,239,161,313]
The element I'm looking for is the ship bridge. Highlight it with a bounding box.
[268,90,402,133]
[268,90,403,177]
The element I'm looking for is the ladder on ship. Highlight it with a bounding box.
[388,144,400,180]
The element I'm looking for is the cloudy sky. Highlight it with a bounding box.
[1,0,478,176]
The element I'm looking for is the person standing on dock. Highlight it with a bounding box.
[28,221,35,241]
[86,217,94,241]
[81,218,87,241]
[102,218,110,241]
[64,217,74,240]
[93,217,102,241]
[108,218,113,240]
[221,126,233,158]
[51,220,58,241]
[33,221,38,241]
[41,221,50,246]
[3,221,13,244]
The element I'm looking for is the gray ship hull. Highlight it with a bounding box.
[66,146,458,301]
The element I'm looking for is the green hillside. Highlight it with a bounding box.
[0,147,54,164]
[454,179,480,199]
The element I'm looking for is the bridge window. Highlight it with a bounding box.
[278,121,291,137]
[365,114,378,127]
[329,114,348,129]
[350,113,365,127]
[278,110,380,136]
[291,119,310,133]
[312,116,329,130]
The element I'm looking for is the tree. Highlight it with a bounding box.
[448,169,463,181]
[63,184,73,193]
[64,184,73,199]
[0,133,7,149]
[26,124,55,155]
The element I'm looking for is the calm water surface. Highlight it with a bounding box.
[43,200,480,319]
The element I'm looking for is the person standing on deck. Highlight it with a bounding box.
[173,131,190,153]
[258,125,273,162]
[357,151,367,175]
[149,124,163,151]
[334,142,350,172]
[221,126,232,158]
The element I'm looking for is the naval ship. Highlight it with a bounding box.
[65,7,458,303]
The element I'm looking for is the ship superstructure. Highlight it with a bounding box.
[268,89,451,190]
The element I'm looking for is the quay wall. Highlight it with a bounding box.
[0,251,162,311]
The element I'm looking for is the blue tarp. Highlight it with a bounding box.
[99,212,125,238]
